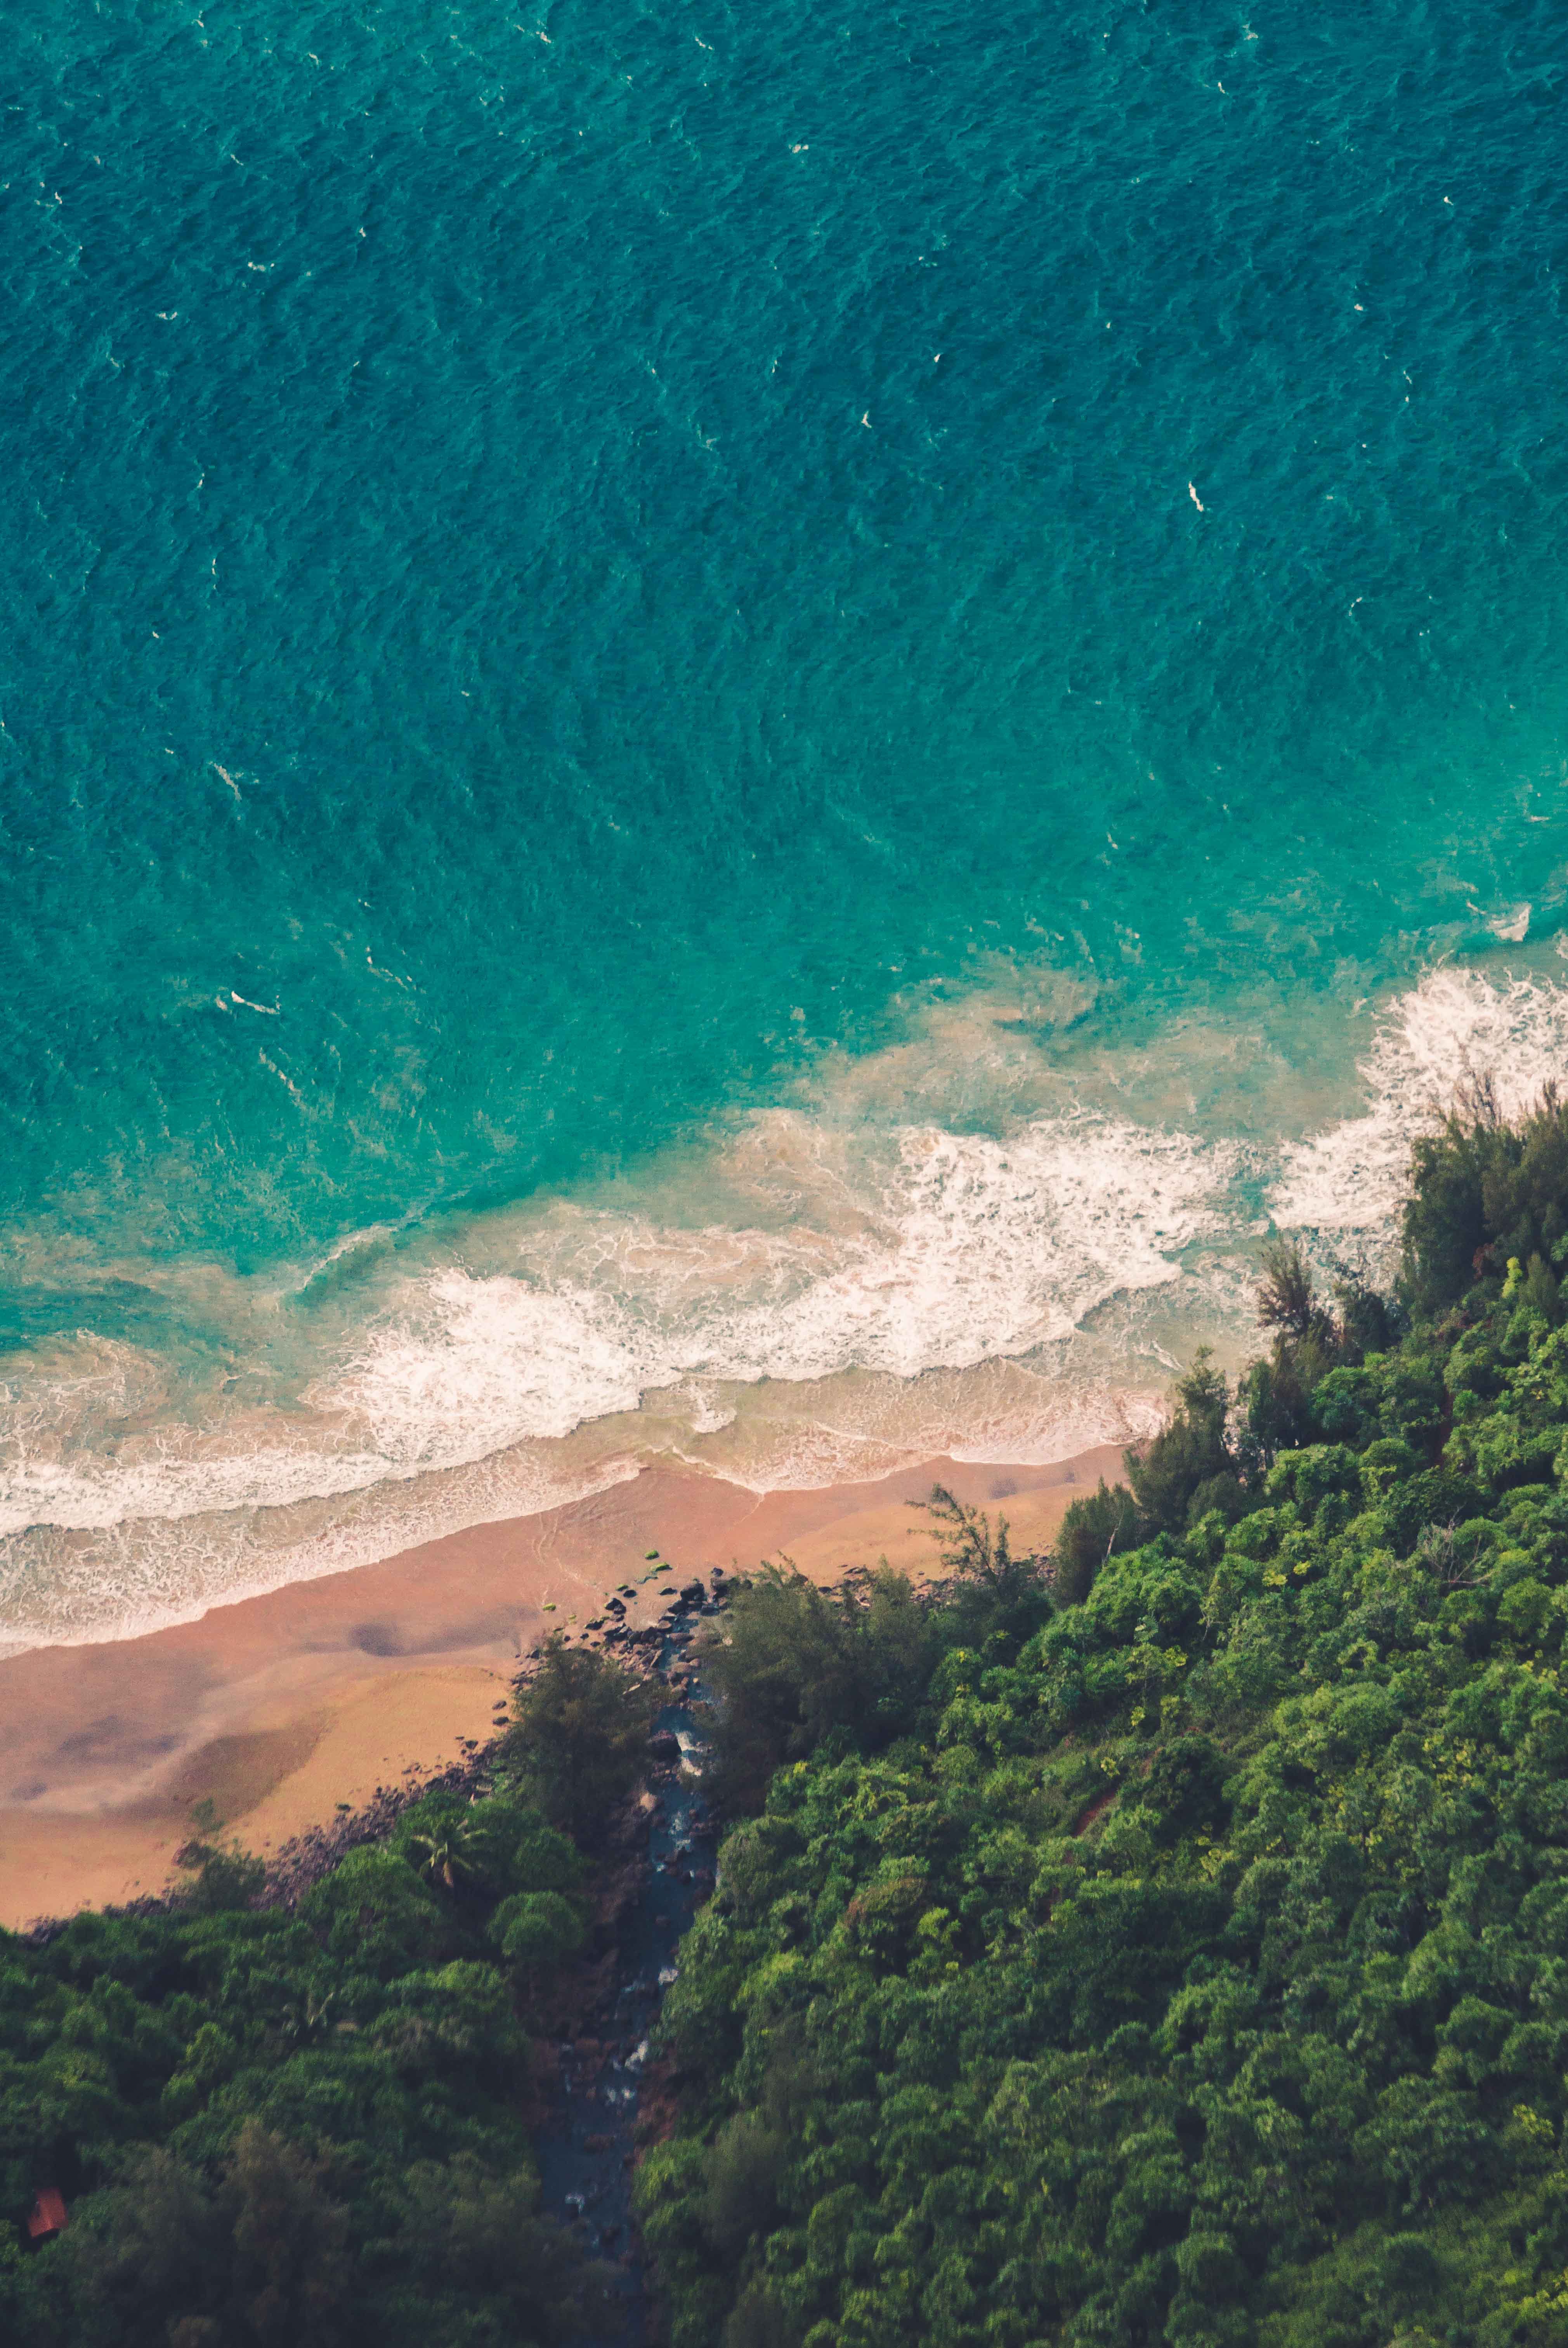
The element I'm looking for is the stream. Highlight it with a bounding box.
[534,1604,718,2345]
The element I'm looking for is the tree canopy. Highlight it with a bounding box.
[636,1108,1568,2348]
[0,1758,613,2344]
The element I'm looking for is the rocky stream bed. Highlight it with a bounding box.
[532,1602,718,2346]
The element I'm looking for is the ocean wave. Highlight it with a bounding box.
[0,1431,413,1542]
[1271,966,1568,1233]
[0,1110,1233,1549]
[0,1445,644,1660]
[8,963,1568,1650]
[320,1112,1237,1457]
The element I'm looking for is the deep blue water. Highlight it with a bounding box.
[3,0,1568,1642]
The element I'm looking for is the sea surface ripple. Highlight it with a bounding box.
[2,0,1566,1645]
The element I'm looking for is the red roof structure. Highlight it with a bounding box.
[26,2187,68,2240]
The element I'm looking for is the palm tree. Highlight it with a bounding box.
[405,1817,490,1893]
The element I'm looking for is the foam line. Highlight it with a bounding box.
[9,965,1568,1650]
[1271,968,1568,1232]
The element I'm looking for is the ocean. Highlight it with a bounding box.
[3,0,1567,1651]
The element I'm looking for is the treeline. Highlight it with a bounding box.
[0,1634,659,2346]
[635,1088,1568,2347]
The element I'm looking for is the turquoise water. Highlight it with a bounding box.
[4,0,1568,1646]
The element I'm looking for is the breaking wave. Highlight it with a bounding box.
[5,964,1568,1651]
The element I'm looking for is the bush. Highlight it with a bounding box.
[172,1802,267,1915]
[1054,1479,1140,1604]
[694,1518,1057,1821]
[500,1634,662,1841]
[1126,1349,1239,1533]
[696,1566,940,1815]
[299,1843,445,1980]
[488,1890,585,1975]
[1402,1082,1568,1314]
[57,2123,351,2348]
[0,1649,637,2346]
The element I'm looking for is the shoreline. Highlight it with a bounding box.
[0,1443,1122,1930]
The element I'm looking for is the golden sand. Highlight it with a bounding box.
[0,1445,1122,1929]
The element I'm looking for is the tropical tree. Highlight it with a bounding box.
[404,1814,491,1894]
[501,1634,661,1840]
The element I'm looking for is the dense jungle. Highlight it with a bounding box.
[13,1094,1568,2347]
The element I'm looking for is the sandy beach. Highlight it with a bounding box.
[0,1445,1122,1930]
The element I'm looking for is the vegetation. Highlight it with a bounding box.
[635,1096,1568,2348]
[501,1631,663,1842]
[1402,1082,1568,1322]
[0,1642,658,2346]
[15,1092,1568,2346]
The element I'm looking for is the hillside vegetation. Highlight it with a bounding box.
[0,1634,657,2346]
[637,1091,1568,2348]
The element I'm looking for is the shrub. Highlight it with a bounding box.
[1054,1479,1140,1604]
[488,1890,586,1975]
[1126,1349,1239,1533]
[501,1634,662,1840]
[1402,1082,1568,1314]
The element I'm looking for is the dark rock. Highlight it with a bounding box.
[648,1729,682,1763]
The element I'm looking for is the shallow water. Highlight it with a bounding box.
[3,0,1568,1647]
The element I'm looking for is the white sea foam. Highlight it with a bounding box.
[6,1109,1233,1535]
[324,1112,1235,1462]
[0,1443,644,1659]
[0,1434,410,1541]
[9,963,1568,1653]
[1271,967,1568,1234]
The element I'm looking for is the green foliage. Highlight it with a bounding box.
[637,1112,1568,2347]
[1403,1083,1568,1317]
[1126,1347,1242,1533]
[173,1802,269,1916]
[1257,1234,1331,1343]
[489,1891,586,1975]
[372,2150,607,2342]
[402,1814,492,1894]
[694,1503,1063,1819]
[918,1484,1056,1645]
[0,1774,607,2345]
[696,1567,942,1816]
[1122,1245,1405,1540]
[57,2119,350,2348]
[500,1632,662,1840]
[299,1842,446,1982]
[1055,1479,1141,1605]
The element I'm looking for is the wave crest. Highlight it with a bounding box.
[9,962,1568,1650]
[1271,967,1568,1233]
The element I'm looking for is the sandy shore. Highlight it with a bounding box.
[0,1445,1123,1929]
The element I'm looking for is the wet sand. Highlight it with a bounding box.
[0,1444,1122,1929]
